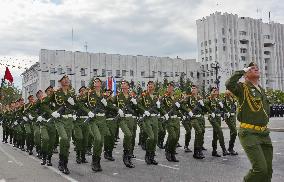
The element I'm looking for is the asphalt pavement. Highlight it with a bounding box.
[0,118,284,182]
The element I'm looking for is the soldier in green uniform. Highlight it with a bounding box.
[73,86,91,164]
[226,62,272,182]
[161,82,187,162]
[34,91,43,159]
[1,105,9,143]
[222,90,238,155]
[86,78,112,172]
[112,80,141,168]
[183,85,206,159]
[104,89,118,161]
[22,95,36,155]
[51,75,76,174]
[16,98,26,151]
[138,81,163,165]
[205,87,229,157]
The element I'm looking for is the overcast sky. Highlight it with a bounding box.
[0,0,283,88]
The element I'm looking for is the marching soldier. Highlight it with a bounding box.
[222,90,238,155]
[138,81,162,165]
[226,62,273,182]
[205,87,229,157]
[51,75,77,174]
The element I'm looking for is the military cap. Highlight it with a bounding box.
[78,86,86,92]
[168,81,174,86]
[248,62,257,67]
[58,75,69,82]
[45,86,53,93]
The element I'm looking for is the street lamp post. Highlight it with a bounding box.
[211,62,220,89]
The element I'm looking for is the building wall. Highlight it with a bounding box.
[197,12,284,91]
[22,49,200,100]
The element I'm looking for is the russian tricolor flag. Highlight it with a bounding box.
[106,77,116,96]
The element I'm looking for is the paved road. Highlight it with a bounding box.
[0,122,284,182]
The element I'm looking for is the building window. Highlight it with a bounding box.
[222,38,226,43]
[215,39,217,43]
[158,71,162,77]
[241,56,246,61]
[223,46,226,51]
[210,71,213,76]
[81,80,85,87]
[80,68,86,76]
[201,42,203,47]
[142,81,145,87]
[93,69,98,77]
[205,41,207,46]
[122,70,127,77]
[153,71,156,77]
[209,56,212,61]
[141,71,145,77]
[202,57,204,62]
[130,70,134,76]
[215,46,218,51]
[67,68,72,75]
[102,69,106,77]
[207,80,210,84]
[58,68,63,75]
[211,79,214,83]
[50,80,55,87]
[239,31,247,36]
[201,50,204,55]
[205,49,208,53]
[116,70,121,77]
[190,72,194,77]
[209,48,212,53]
[170,72,173,77]
[222,28,225,35]
[197,72,200,79]
[264,35,270,39]
[203,73,205,77]
[50,68,56,74]
[205,57,208,61]
[209,40,211,45]
[107,70,112,77]
[240,48,247,53]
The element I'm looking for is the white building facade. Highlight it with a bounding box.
[197,12,284,91]
[22,49,201,100]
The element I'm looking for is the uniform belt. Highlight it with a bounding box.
[194,114,201,117]
[132,116,137,119]
[150,114,157,117]
[96,113,105,117]
[171,115,181,119]
[106,118,114,121]
[230,113,235,116]
[124,114,133,118]
[240,122,267,132]
[216,114,221,117]
[79,116,88,119]
[62,114,73,118]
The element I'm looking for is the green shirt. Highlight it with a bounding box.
[225,70,270,126]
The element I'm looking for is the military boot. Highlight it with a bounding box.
[81,151,88,163]
[123,150,135,168]
[47,155,52,166]
[92,155,102,172]
[171,152,179,162]
[58,155,64,172]
[150,152,158,165]
[104,150,115,161]
[76,151,82,164]
[145,151,152,165]
[41,153,47,165]
[63,158,70,175]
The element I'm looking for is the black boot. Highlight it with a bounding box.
[157,141,165,149]
[184,146,192,153]
[212,150,221,157]
[176,143,182,148]
[222,148,230,156]
[145,152,152,165]
[58,155,64,171]
[92,155,102,172]
[150,152,158,165]
[171,153,179,162]
[63,158,70,175]
[76,151,82,164]
[141,142,146,150]
[193,148,203,159]
[165,151,172,161]
[130,150,136,158]
[123,150,135,168]
[41,153,46,165]
[47,155,52,166]
[81,151,88,163]
[199,148,205,159]
[228,143,238,155]
[104,151,115,161]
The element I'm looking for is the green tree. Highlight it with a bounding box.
[0,80,22,105]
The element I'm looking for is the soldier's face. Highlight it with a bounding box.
[121,82,129,90]
[167,85,174,93]
[79,88,86,95]
[36,91,44,100]
[105,91,112,97]
[246,65,260,79]
[46,88,53,96]
[93,80,101,88]
[191,87,198,95]
[28,96,35,103]
[211,89,219,96]
[60,78,70,87]
[147,83,155,92]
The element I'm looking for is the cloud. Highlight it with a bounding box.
[0,0,283,88]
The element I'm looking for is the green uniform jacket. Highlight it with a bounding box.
[225,70,270,126]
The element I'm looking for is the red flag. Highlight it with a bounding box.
[4,67,13,83]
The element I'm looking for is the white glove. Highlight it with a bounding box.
[130,98,137,105]
[88,111,95,118]
[234,102,238,106]
[118,109,124,117]
[211,113,216,118]
[14,121,18,125]
[198,100,204,107]
[219,102,224,108]
[67,97,75,105]
[188,111,194,117]
[37,116,43,122]
[23,116,28,122]
[156,100,161,108]
[28,114,34,120]
[72,115,77,121]
[144,111,150,117]
[175,102,180,108]
[243,67,251,72]
[101,98,107,106]
[51,111,60,118]
[164,114,169,120]
[226,112,230,117]
[182,116,186,120]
